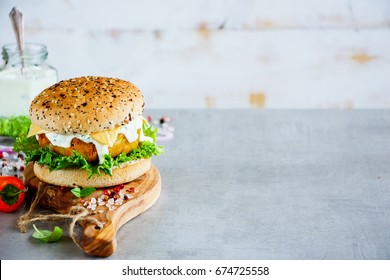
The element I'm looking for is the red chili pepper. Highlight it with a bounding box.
[0,176,27,213]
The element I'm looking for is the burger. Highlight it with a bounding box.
[14,76,163,257]
[15,76,163,188]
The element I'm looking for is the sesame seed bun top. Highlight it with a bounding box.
[29,76,144,134]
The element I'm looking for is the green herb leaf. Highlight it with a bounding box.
[70,187,81,198]
[0,116,31,138]
[32,224,63,243]
[80,187,96,197]
[71,187,95,198]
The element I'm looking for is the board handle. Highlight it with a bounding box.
[82,221,117,257]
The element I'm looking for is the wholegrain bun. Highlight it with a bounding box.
[29,76,144,134]
[33,158,151,188]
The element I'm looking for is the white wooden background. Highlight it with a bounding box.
[1,0,389,109]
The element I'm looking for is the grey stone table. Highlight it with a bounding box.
[1,109,390,260]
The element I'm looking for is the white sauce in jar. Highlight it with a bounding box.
[0,67,58,117]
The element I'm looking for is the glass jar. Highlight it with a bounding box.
[0,43,58,117]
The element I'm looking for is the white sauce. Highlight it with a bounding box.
[0,67,57,117]
[119,117,143,143]
[44,116,152,163]
[45,132,109,164]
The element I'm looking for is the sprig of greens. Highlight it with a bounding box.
[32,224,63,243]
[71,187,96,198]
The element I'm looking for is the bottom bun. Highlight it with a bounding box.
[33,158,152,188]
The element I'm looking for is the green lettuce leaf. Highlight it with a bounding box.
[142,121,158,142]
[13,122,164,178]
[24,143,163,178]
[113,142,164,166]
[0,116,31,138]
[13,131,40,153]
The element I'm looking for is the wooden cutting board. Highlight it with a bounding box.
[24,162,161,257]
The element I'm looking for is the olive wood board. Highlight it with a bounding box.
[24,162,161,257]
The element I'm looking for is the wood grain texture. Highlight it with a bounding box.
[24,163,161,257]
[0,0,389,109]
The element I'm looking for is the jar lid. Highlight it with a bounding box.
[2,43,48,62]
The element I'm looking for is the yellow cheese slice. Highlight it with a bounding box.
[27,123,48,138]
[90,127,120,147]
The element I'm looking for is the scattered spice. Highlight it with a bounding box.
[81,183,138,213]
[0,148,25,180]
